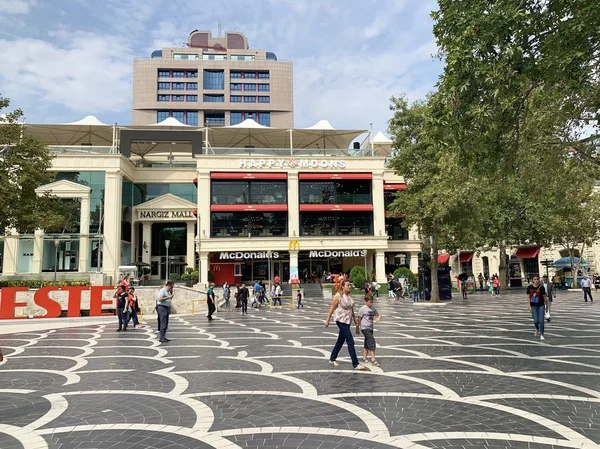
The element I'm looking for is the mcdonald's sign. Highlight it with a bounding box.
[288,239,300,251]
[212,265,221,271]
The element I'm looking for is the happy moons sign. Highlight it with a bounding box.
[239,159,347,169]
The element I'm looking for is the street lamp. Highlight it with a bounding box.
[165,239,170,283]
[53,239,60,286]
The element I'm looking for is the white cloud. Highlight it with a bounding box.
[0,0,34,14]
[0,32,133,119]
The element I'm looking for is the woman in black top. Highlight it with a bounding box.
[526,276,548,341]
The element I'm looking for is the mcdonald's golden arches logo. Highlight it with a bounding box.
[212,265,221,271]
[288,239,300,251]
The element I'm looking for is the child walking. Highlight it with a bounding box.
[357,293,381,366]
[297,289,303,308]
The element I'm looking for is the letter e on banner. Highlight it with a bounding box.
[63,286,89,317]
[89,286,117,316]
[0,287,29,319]
[33,286,62,318]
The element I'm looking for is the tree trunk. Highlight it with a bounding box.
[499,241,507,291]
[430,221,440,303]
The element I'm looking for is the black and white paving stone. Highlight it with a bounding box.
[2,291,600,448]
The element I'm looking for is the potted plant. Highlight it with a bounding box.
[181,267,196,287]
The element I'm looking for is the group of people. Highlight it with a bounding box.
[387,276,419,302]
[113,276,143,332]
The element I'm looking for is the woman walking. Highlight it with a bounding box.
[223,281,231,311]
[325,279,365,370]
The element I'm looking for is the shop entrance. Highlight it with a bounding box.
[150,222,188,280]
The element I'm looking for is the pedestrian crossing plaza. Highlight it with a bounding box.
[1,290,600,448]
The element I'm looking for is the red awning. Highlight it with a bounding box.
[516,247,540,259]
[210,172,287,180]
[438,254,450,263]
[211,204,288,212]
[383,183,407,191]
[299,204,374,212]
[458,252,474,263]
[192,177,198,186]
[298,173,372,180]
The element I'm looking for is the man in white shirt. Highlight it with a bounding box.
[581,275,593,303]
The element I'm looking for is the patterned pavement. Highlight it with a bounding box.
[1,290,600,448]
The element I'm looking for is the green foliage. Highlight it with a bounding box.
[392,267,417,287]
[0,95,79,234]
[169,273,181,281]
[185,267,194,274]
[349,266,366,289]
[0,280,90,288]
[352,274,366,290]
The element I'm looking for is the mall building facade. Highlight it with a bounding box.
[0,118,424,286]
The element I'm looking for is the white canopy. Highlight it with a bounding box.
[22,116,114,146]
[373,131,393,145]
[227,118,268,129]
[303,119,336,130]
[150,117,190,127]
[63,115,109,126]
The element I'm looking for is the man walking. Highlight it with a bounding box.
[458,272,468,299]
[157,281,174,343]
[239,283,249,315]
[542,275,555,321]
[207,282,216,321]
[478,273,484,290]
[582,275,593,302]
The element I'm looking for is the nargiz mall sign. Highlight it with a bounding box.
[0,286,118,320]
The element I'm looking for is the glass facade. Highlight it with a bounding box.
[156,111,198,125]
[187,83,198,90]
[258,96,270,103]
[172,82,185,90]
[204,94,225,102]
[300,212,373,236]
[231,55,255,61]
[211,212,287,237]
[42,239,80,272]
[134,183,197,204]
[205,113,225,125]
[230,96,242,103]
[299,180,372,204]
[203,70,224,90]
[211,181,287,205]
[174,53,199,60]
[243,84,257,91]
[258,84,270,91]
[384,191,409,240]
[158,82,170,90]
[202,54,227,60]
[244,96,257,103]
[55,172,105,234]
[230,83,242,91]
[17,239,34,273]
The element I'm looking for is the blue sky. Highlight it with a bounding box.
[0,0,442,136]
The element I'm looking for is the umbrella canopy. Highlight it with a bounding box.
[553,256,588,268]
[127,261,151,267]
[22,115,114,146]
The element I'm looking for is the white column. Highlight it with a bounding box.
[372,172,385,237]
[3,230,18,275]
[366,249,374,279]
[186,221,195,270]
[199,251,209,287]
[102,170,123,283]
[79,196,90,272]
[375,250,386,284]
[142,222,152,265]
[409,225,419,240]
[288,172,300,237]
[32,229,44,273]
[409,251,419,275]
[130,220,137,262]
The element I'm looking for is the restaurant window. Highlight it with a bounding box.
[211,212,287,237]
[211,180,286,205]
[300,212,373,236]
[299,180,371,204]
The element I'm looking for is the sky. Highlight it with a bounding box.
[0,0,443,136]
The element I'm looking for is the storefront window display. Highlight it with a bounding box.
[211,212,287,237]
[299,180,371,205]
[211,181,287,205]
[301,212,372,236]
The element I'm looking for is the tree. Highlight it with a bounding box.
[429,0,600,289]
[547,156,600,283]
[0,95,74,234]
[388,95,475,302]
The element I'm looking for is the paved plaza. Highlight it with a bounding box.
[1,290,600,448]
